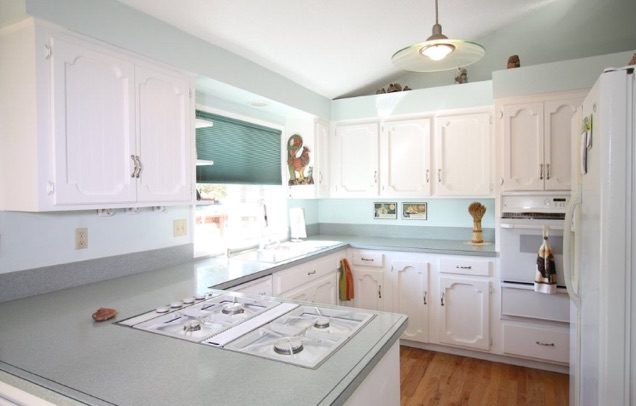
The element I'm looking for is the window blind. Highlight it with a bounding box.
[196,111,282,185]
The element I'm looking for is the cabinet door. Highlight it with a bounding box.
[439,276,490,350]
[136,65,192,202]
[332,123,379,196]
[282,273,338,305]
[390,261,430,342]
[352,269,384,311]
[502,103,544,191]
[544,98,580,191]
[435,113,491,196]
[380,119,431,196]
[231,276,273,296]
[51,37,136,204]
[315,120,331,197]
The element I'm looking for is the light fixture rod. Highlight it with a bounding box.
[434,0,439,25]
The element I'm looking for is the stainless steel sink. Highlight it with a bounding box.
[231,240,341,264]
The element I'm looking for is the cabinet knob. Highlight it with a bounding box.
[535,341,555,347]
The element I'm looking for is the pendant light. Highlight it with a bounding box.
[391,0,485,72]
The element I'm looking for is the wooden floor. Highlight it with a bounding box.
[400,346,569,406]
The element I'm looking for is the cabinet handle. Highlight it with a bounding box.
[546,163,551,180]
[378,285,382,299]
[361,257,374,262]
[307,270,317,276]
[426,169,430,183]
[319,171,323,184]
[437,169,442,183]
[423,291,427,305]
[130,155,138,178]
[539,164,544,180]
[373,170,377,184]
[441,291,445,306]
[535,341,555,347]
[456,265,472,270]
[136,155,143,178]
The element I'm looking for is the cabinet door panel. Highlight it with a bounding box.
[380,119,431,196]
[391,261,429,342]
[282,273,337,305]
[544,98,580,191]
[316,120,331,197]
[136,66,191,202]
[352,269,383,311]
[51,37,136,204]
[332,124,378,196]
[502,103,544,191]
[435,113,491,196]
[439,276,490,350]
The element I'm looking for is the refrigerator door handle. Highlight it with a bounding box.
[563,191,581,304]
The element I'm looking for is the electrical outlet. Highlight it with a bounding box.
[173,219,187,237]
[75,228,88,250]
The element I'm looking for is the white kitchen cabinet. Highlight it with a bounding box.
[287,118,330,199]
[438,276,490,350]
[386,259,430,342]
[331,123,379,196]
[0,21,193,211]
[352,269,384,311]
[135,65,192,202]
[280,272,338,305]
[434,112,492,196]
[315,119,331,197]
[380,119,431,196]
[499,93,584,192]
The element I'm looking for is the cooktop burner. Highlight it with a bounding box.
[119,293,281,342]
[224,305,375,369]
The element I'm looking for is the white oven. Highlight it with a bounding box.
[499,194,569,287]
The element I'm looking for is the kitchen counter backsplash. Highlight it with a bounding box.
[317,223,494,241]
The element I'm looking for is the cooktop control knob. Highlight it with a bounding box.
[170,301,183,309]
[183,297,195,305]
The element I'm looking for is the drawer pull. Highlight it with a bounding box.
[307,270,317,276]
[456,265,472,270]
[535,341,555,347]
[361,257,374,262]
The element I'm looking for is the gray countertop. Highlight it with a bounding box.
[0,235,494,404]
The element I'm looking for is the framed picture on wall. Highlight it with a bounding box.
[402,202,428,220]
[373,202,397,219]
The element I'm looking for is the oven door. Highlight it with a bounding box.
[499,220,565,287]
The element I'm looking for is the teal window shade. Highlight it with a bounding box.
[196,111,282,185]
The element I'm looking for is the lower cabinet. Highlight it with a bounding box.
[280,272,338,305]
[352,269,384,311]
[386,259,430,343]
[231,275,273,296]
[438,276,490,350]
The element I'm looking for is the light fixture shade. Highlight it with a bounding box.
[392,38,485,72]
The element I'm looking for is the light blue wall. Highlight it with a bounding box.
[0,0,26,26]
[288,199,320,225]
[315,198,494,228]
[23,0,331,119]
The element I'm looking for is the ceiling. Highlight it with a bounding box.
[118,0,557,99]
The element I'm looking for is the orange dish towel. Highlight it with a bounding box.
[339,259,354,301]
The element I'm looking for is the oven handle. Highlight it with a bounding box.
[563,192,581,304]
[500,222,563,230]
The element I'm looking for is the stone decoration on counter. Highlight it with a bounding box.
[507,55,521,68]
[287,134,314,186]
[455,67,468,84]
[376,82,412,94]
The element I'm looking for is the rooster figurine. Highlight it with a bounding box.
[287,134,314,185]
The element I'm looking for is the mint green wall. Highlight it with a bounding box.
[0,0,26,26]
[23,0,331,119]
[291,198,495,228]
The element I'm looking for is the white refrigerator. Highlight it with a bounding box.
[565,66,635,406]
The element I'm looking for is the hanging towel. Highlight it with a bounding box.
[534,226,557,294]
[339,259,354,301]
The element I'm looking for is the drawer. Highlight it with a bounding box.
[273,253,340,294]
[503,324,569,363]
[232,275,273,296]
[502,286,569,323]
[440,257,491,276]
[351,250,384,267]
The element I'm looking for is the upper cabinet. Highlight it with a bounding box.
[0,21,194,211]
[498,92,584,192]
[434,112,491,196]
[380,119,431,197]
[287,118,330,199]
[332,110,493,198]
[331,123,379,197]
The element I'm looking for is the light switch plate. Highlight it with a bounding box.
[75,228,88,249]
[173,219,187,237]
